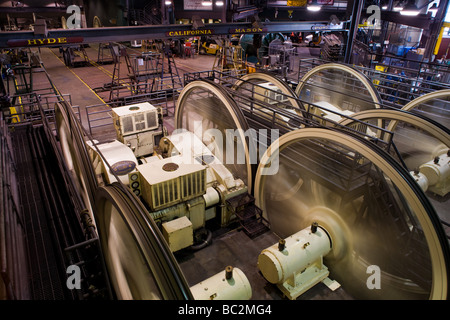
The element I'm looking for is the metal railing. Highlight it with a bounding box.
[296,58,450,108]
[2,92,80,129]
[85,89,177,140]
[181,70,396,157]
[183,69,248,87]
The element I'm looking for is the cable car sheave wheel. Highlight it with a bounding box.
[400,89,450,130]
[339,108,450,210]
[94,184,193,300]
[232,71,307,132]
[55,101,97,223]
[296,63,382,109]
[295,63,383,127]
[175,79,253,192]
[254,128,449,299]
[56,102,193,300]
[339,108,450,171]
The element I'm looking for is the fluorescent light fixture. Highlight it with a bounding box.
[307,5,321,11]
[400,2,420,15]
[307,0,321,11]
[216,1,224,6]
[165,0,172,5]
[202,1,212,5]
[382,5,388,9]
[400,10,419,15]
[393,1,404,11]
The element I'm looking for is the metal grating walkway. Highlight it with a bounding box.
[11,124,67,300]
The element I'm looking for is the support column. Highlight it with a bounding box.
[344,0,364,64]
[424,0,449,61]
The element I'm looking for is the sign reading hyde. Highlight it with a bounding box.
[7,37,84,47]
[7,5,82,47]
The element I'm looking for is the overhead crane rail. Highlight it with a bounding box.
[0,21,348,49]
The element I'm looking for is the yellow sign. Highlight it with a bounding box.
[287,0,307,6]
[229,27,267,34]
[8,36,83,47]
[166,29,214,37]
[27,38,68,46]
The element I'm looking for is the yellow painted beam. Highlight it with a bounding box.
[434,22,450,56]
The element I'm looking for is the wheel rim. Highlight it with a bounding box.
[295,63,382,126]
[232,71,307,131]
[401,89,450,129]
[339,108,450,171]
[95,184,193,300]
[55,102,97,223]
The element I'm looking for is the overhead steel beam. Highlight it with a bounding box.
[0,7,68,14]
[0,21,348,48]
[379,11,433,30]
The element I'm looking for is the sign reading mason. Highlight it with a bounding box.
[165,29,214,37]
[8,36,84,47]
[229,27,268,34]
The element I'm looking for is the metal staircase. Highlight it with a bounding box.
[109,45,136,101]
[130,1,162,26]
[226,193,270,238]
[151,45,183,94]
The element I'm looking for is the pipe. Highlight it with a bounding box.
[190,229,213,251]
